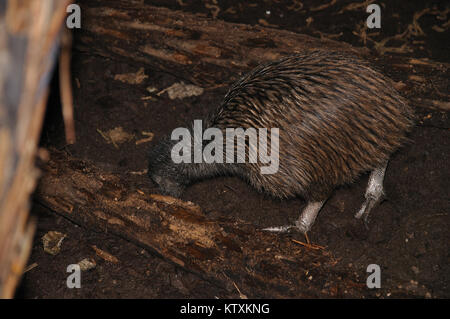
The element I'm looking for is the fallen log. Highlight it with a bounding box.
[35,151,364,298]
[76,1,359,86]
[75,0,361,88]
[75,0,448,108]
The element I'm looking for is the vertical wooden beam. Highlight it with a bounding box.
[0,0,71,298]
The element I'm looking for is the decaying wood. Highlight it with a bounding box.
[0,1,72,298]
[59,29,76,145]
[75,0,363,88]
[75,0,448,108]
[36,151,364,298]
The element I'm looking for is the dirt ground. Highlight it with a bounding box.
[16,0,449,298]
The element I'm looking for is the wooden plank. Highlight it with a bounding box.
[0,0,71,298]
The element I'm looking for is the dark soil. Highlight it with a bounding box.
[16,0,449,298]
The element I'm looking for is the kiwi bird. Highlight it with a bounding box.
[148,49,414,233]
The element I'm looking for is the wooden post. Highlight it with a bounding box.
[0,0,71,298]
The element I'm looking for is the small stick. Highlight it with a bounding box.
[232,281,248,299]
[22,262,38,274]
[292,239,325,250]
[59,29,76,144]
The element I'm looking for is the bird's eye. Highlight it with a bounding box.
[153,175,162,184]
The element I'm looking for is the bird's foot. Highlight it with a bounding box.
[262,220,310,234]
[262,224,296,233]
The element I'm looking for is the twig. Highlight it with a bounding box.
[59,28,76,144]
[22,262,38,274]
[292,239,325,250]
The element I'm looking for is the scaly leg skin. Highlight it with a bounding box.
[355,163,388,226]
[263,200,326,234]
[295,201,326,233]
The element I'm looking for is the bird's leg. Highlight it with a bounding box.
[355,162,388,224]
[295,200,326,233]
[263,200,326,234]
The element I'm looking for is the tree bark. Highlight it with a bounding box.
[35,151,364,298]
[75,0,363,88]
[0,0,71,298]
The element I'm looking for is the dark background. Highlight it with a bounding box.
[16,0,449,298]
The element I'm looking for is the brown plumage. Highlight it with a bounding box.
[148,49,414,228]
